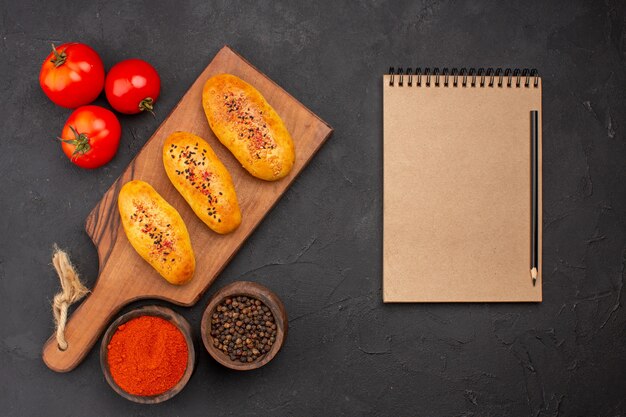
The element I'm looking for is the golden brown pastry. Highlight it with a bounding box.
[202,73,295,181]
[163,131,241,234]
[118,180,195,285]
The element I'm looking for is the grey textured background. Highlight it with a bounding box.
[1,0,625,416]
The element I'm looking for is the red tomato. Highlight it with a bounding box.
[105,59,161,114]
[59,106,121,169]
[39,43,105,108]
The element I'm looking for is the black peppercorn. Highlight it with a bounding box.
[210,295,278,363]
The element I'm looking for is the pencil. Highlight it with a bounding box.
[531,110,539,286]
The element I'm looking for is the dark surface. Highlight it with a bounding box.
[1,0,625,415]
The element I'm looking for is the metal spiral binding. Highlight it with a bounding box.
[388,67,539,88]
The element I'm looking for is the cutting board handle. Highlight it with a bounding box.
[42,278,127,373]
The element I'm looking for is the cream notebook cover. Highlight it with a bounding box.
[383,68,542,302]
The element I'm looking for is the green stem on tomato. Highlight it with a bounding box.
[50,43,67,67]
[58,126,91,159]
[139,97,156,118]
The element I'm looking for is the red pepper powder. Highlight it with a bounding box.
[107,316,188,396]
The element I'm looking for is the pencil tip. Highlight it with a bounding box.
[531,267,538,286]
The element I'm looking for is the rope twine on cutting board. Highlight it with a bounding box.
[51,245,89,351]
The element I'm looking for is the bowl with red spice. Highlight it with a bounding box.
[100,305,195,404]
[201,281,287,371]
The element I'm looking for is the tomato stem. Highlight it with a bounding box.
[50,43,67,68]
[139,97,156,118]
[58,125,91,159]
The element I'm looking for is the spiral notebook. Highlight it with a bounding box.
[383,67,543,302]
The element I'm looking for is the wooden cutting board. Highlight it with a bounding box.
[43,46,333,372]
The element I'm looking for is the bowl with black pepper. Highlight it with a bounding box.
[201,281,287,370]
